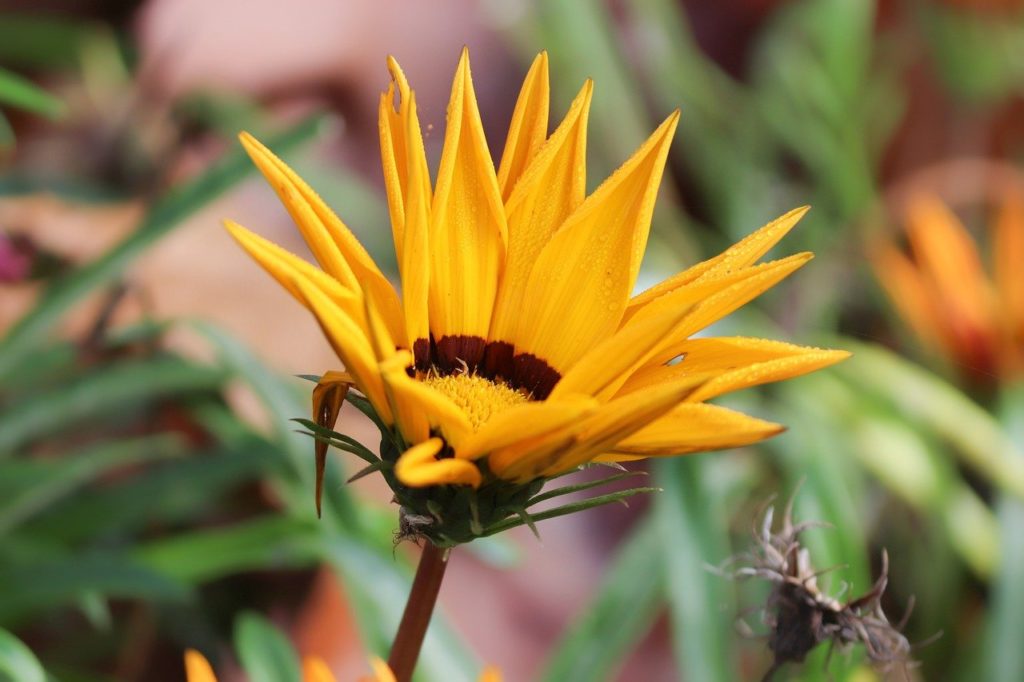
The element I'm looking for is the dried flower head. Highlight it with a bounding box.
[724,495,918,681]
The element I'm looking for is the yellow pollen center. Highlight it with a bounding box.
[422,373,528,431]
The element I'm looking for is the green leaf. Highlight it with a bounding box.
[0,115,323,380]
[0,628,46,682]
[0,15,89,68]
[0,111,13,149]
[539,515,662,682]
[233,612,302,682]
[835,340,1024,500]
[982,385,1024,681]
[0,356,228,454]
[655,457,738,682]
[0,554,188,625]
[0,67,64,119]
[0,434,184,534]
[134,516,320,584]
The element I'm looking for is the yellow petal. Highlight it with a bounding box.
[550,305,694,401]
[456,396,597,461]
[513,111,680,372]
[239,132,405,342]
[365,657,397,682]
[400,91,432,365]
[681,349,850,403]
[378,352,430,445]
[224,220,364,324]
[303,658,338,682]
[291,277,393,424]
[379,355,473,447]
[312,371,352,517]
[646,253,813,365]
[429,48,508,355]
[627,206,808,313]
[496,52,549,201]
[395,437,482,488]
[539,375,705,476]
[184,650,217,682]
[620,336,840,394]
[378,56,432,276]
[489,79,592,347]
[612,403,784,455]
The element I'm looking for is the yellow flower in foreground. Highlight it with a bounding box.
[183,650,500,682]
[872,193,1024,384]
[227,49,847,541]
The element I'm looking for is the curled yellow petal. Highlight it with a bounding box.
[456,396,597,461]
[395,437,482,488]
[311,371,352,518]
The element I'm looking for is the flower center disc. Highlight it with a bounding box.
[422,373,528,431]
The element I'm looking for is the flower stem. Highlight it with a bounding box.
[387,542,449,682]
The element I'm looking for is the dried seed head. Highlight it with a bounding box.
[718,491,923,681]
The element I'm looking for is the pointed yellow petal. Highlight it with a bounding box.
[303,658,338,682]
[496,52,549,201]
[613,403,784,455]
[291,277,392,425]
[395,437,482,488]
[379,56,431,271]
[620,337,841,395]
[489,79,592,347]
[647,253,813,365]
[550,304,693,401]
[994,192,1024,345]
[184,650,218,682]
[539,375,705,476]
[224,220,364,323]
[366,658,397,682]
[456,396,597,460]
[513,111,680,372]
[683,349,850,403]
[400,91,432,365]
[429,48,508,355]
[312,371,352,518]
[239,132,405,342]
[628,206,808,312]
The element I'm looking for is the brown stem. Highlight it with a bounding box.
[387,543,449,682]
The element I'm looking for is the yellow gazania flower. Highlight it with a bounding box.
[184,650,500,682]
[226,49,847,536]
[872,193,1024,384]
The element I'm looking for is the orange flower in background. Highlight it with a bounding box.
[226,48,847,542]
[871,193,1024,384]
[183,650,500,682]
